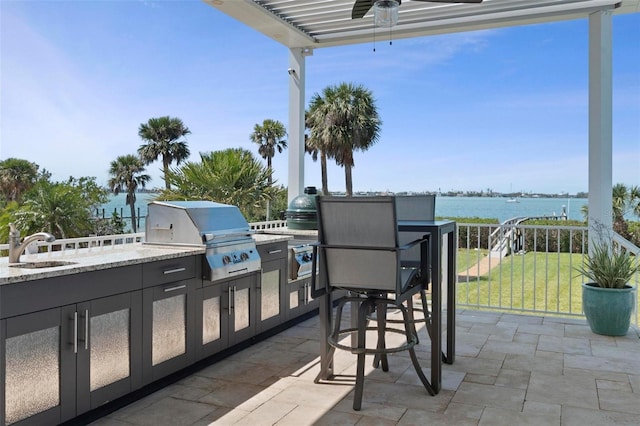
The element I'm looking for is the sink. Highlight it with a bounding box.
[9,260,78,269]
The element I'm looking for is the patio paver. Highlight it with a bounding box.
[88,309,640,426]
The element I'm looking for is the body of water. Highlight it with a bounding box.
[436,196,587,222]
[100,194,588,231]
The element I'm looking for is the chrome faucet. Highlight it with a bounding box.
[8,223,56,264]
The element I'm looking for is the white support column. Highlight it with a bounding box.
[287,48,311,204]
[588,9,614,238]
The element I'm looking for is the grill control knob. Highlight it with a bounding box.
[302,253,312,262]
[240,252,249,261]
[222,255,232,265]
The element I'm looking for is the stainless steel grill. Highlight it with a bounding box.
[289,244,314,280]
[145,200,260,281]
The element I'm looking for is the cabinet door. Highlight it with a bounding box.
[196,284,229,359]
[256,258,286,334]
[2,306,75,426]
[76,292,142,415]
[286,276,320,321]
[227,275,256,346]
[286,279,306,320]
[142,279,196,384]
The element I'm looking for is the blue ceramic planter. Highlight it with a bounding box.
[582,283,636,336]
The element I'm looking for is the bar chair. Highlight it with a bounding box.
[311,196,435,411]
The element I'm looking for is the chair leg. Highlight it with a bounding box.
[353,298,372,411]
[399,304,436,396]
[373,301,389,371]
[406,295,419,344]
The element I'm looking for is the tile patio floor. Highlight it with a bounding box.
[90,309,640,426]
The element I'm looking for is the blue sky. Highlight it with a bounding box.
[1,1,638,195]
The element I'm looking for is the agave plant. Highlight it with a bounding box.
[576,231,640,289]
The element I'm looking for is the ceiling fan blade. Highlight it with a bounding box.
[351,0,480,20]
[414,0,483,3]
[352,0,374,19]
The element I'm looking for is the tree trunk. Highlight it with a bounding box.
[345,164,353,196]
[266,156,272,221]
[321,150,329,195]
[129,192,137,233]
[163,156,171,190]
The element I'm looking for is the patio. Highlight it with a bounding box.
[88,307,640,425]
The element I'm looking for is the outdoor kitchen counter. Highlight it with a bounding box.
[0,233,289,285]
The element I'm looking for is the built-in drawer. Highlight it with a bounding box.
[142,256,197,288]
[257,241,287,262]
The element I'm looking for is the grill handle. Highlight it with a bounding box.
[229,267,248,275]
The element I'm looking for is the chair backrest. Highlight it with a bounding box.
[396,195,436,267]
[316,196,401,292]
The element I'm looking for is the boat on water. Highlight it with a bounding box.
[506,197,520,203]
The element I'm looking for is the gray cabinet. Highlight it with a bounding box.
[0,268,143,426]
[286,275,318,320]
[256,242,287,334]
[196,273,258,359]
[141,257,198,385]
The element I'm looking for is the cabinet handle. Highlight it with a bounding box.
[228,287,233,314]
[163,267,186,275]
[164,284,187,293]
[268,249,282,254]
[84,309,89,350]
[232,286,237,311]
[73,311,78,354]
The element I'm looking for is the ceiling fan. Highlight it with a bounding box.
[352,0,483,20]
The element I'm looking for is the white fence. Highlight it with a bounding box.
[455,222,639,326]
[2,222,638,326]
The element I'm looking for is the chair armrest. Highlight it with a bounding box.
[398,235,430,251]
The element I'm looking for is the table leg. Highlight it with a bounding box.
[446,228,456,364]
[317,291,334,380]
[430,232,442,393]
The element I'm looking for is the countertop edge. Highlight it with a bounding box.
[0,234,294,285]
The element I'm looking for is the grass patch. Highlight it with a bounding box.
[456,251,587,315]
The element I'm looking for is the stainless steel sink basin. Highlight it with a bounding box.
[9,260,78,269]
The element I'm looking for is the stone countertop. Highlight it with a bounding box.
[0,244,205,285]
[0,234,292,285]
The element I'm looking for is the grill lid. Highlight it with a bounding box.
[146,200,252,246]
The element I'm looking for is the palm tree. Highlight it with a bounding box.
[581,183,640,240]
[0,158,39,203]
[612,183,640,239]
[250,119,287,220]
[304,125,330,195]
[108,155,151,232]
[306,82,381,196]
[137,116,191,190]
[250,119,287,182]
[158,148,277,222]
[12,177,108,239]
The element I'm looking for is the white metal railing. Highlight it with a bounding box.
[0,233,145,258]
[3,222,638,326]
[250,220,287,231]
[455,222,639,326]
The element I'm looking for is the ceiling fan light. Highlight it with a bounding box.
[374,0,399,28]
